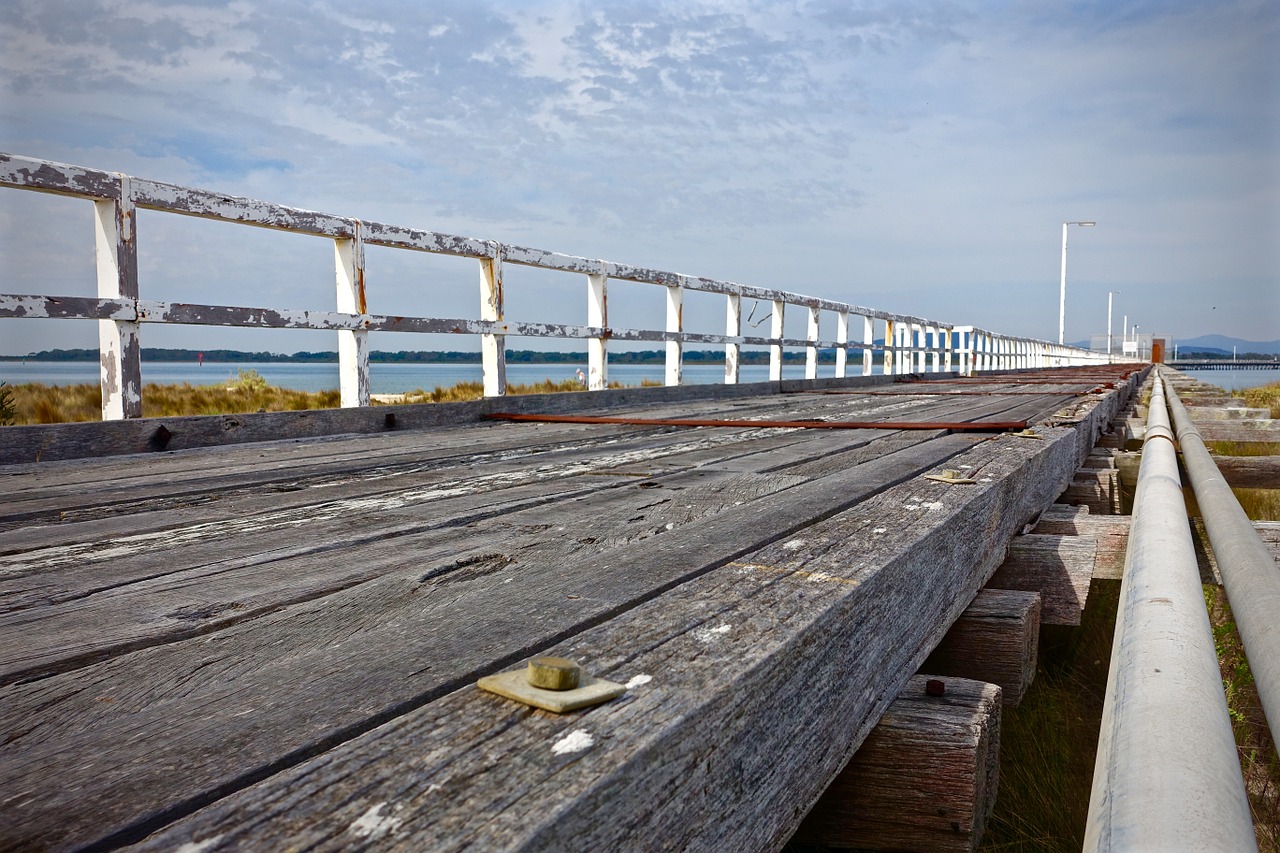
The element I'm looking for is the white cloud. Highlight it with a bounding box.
[0,0,1275,355]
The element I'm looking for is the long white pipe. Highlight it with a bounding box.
[1084,367,1256,852]
[1165,375,1280,742]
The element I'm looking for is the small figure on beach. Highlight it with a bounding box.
[575,368,587,387]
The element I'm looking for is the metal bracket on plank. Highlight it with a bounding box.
[478,656,625,714]
[923,469,977,485]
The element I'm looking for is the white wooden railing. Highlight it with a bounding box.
[0,153,1118,420]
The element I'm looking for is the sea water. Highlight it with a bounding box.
[0,360,814,393]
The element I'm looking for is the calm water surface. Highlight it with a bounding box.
[4,362,1274,394]
[0,361,814,393]
[1177,368,1279,391]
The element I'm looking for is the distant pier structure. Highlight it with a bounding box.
[1167,359,1280,371]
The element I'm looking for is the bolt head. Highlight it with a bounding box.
[528,656,581,691]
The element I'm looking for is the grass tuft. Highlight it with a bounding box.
[1233,379,1280,418]
[979,583,1118,851]
[0,382,16,426]
[1207,586,1280,849]
[1207,440,1280,457]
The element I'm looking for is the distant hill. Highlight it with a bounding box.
[1174,335,1280,355]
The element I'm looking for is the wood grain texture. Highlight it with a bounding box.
[986,534,1099,625]
[123,404,1111,853]
[0,435,985,849]
[793,675,1002,852]
[1030,506,1131,583]
[0,369,1139,851]
[1210,455,1280,489]
[1030,508,1280,585]
[923,589,1040,705]
[0,374,898,465]
[1061,468,1121,514]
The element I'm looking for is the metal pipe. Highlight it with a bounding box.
[1166,372,1280,742]
[1084,367,1256,852]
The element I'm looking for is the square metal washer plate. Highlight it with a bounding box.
[477,669,626,713]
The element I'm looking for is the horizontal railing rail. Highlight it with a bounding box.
[1,152,1118,420]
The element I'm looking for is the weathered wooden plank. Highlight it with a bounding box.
[0,413,824,536]
[0,151,120,199]
[922,588,1040,705]
[1210,455,1280,489]
[0,387,1037,527]
[3,375,997,530]
[1060,468,1121,514]
[1186,406,1271,420]
[0,373,925,465]
[0,293,136,320]
[2,384,903,502]
[0,391,835,500]
[1175,421,1279,443]
[986,533,1100,624]
[0,432,990,849]
[131,176,355,237]
[0,428,924,678]
[792,675,1002,852]
[119,410,1100,853]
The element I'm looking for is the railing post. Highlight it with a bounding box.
[334,221,369,408]
[943,326,953,372]
[958,328,968,375]
[915,323,926,373]
[769,298,785,381]
[480,243,506,397]
[665,278,684,386]
[805,305,820,380]
[861,315,873,376]
[724,292,741,384]
[587,266,608,390]
[94,174,142,419]
[928,325,940,372]
[883,319,894,375]
[835,310,849,378]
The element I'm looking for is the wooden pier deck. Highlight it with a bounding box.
[0,367,1141,851]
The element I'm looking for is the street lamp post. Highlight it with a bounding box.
[1107,289,1121,355]
[1134,324,1141,360]
[1059,220,1097,345]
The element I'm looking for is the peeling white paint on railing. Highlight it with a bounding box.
[0,151,1118,420]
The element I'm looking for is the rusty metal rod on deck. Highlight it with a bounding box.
[1083,368,1255,851]
[484,413,1027,431]
[1165,372,1280,744]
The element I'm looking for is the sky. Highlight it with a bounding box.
[1,0,1277,357]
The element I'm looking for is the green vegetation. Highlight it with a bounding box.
[0,382,16,426]
[4,375,343,424]
[979,584,1117,851]
[1234,488,1280,523]
[1207,440,1280,457]
[1207,587,1280,850]
[1234,379,1280,419]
